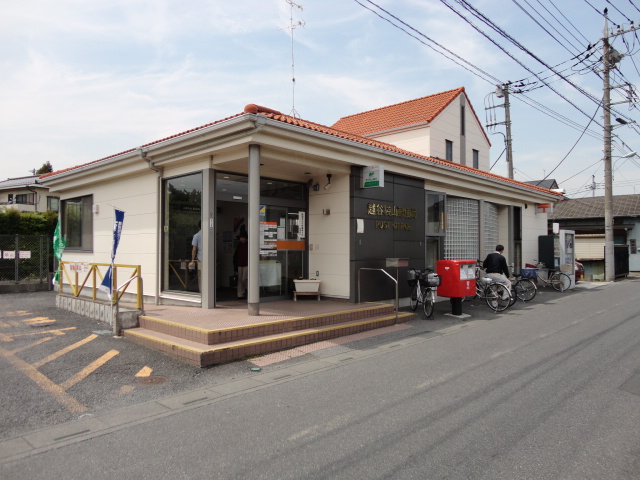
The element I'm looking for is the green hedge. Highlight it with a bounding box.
[0,210,58,235]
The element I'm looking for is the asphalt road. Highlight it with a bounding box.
[2,279,640,478]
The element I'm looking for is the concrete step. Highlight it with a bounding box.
[124,311,414,367]
[137,303,397,346]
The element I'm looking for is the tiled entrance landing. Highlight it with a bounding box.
[123,299,414,367]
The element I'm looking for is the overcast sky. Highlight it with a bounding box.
[2,0,640,197]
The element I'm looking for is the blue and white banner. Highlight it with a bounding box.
[100,209,125,296]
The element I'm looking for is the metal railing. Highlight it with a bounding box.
[357,268,399,324]
[57,261,143,309]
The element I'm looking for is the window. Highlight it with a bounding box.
[62,195,93,250]
[473,149,479,169]
[460,105,465,136]
[445,140,453,161]
[15,193,35,204]
[7,194,13,204]
[47,196,60,212]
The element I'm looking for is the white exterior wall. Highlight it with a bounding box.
[60,173,159,296]
[521,204,548,265]
[308,174,350,298]
[364,94,490,171]
[371,127,431,157]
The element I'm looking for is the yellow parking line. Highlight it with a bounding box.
[32,334,98,369]
[10,336,54,355]
[23,317,55,325]
[60,350,119,391]
[0,345,87,413]
[6,327,76,340]
[135,366,153,377]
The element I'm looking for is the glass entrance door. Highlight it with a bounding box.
[215,173,307,302]
[162,172,202,294]
[259,205,305,298]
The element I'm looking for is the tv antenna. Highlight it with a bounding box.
[279,0,305,118]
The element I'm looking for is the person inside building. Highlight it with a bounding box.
[233,230,249,299]
[188,221,202,292]
[483,244,512,291]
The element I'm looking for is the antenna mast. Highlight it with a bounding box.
[281,0,304,118]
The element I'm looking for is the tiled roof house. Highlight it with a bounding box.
[332,87,490,169]
[549,194,640,271]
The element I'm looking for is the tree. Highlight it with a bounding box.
[35,161,53,175]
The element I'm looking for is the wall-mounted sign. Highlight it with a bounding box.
[362,166,384,188]
[535,202,554,214]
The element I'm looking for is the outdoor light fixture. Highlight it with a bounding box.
[324,174,332,190]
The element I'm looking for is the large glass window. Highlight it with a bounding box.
[163,173,202,293]
[62,195,93,250]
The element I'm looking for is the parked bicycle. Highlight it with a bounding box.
[526,260,572,292]
[511,274,537,302]
[407,268,439,319]
[463,261,513,312]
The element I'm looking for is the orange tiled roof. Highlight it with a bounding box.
[245,104,558,198]
[331,87,460,134]
[39,113,244,180]
[41,102,557,198]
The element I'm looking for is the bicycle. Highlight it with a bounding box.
[407,268,439,319]
[462,261,513,312]
[527,260,572,292]
[511,274,537,302]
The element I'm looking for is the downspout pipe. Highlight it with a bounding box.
[138,147,162,305]
[26,184,39,212]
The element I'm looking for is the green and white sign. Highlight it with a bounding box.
[362,165,384,188]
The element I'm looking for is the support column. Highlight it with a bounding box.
[201,169,215,308]
[248,145,261,315]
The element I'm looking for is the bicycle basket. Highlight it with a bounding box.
[426,273,441,287]
[407,269,420,286]
[521,268,538,279]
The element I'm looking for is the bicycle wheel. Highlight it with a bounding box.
[410,283,419,310]
[508,286,517,307]
[423,288,434,319]
[485,283,511,312]
[514,278,537,301]
[551,272,571,292]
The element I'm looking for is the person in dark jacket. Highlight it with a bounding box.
[233,230,249,299]
[483,244,512,290]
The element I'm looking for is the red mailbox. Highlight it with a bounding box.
[436,260,476,297]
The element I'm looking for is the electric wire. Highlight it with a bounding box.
[353,0,501,85]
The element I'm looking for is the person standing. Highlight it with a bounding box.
[234,230,249,299]
[188,221,202,292]
[483,244,512,290]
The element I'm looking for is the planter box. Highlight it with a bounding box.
[293,279,321,292]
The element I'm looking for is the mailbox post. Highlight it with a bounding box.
[436,260,476,315]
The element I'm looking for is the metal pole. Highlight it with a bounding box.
[603,11,615,282]
[247,144,261,316]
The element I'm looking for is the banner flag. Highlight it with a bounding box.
[52,219,66,285]
[100,209,125,296]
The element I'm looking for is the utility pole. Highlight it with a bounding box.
[486,83,514,178]
[603,11,614,282]
[601,9,638,281]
